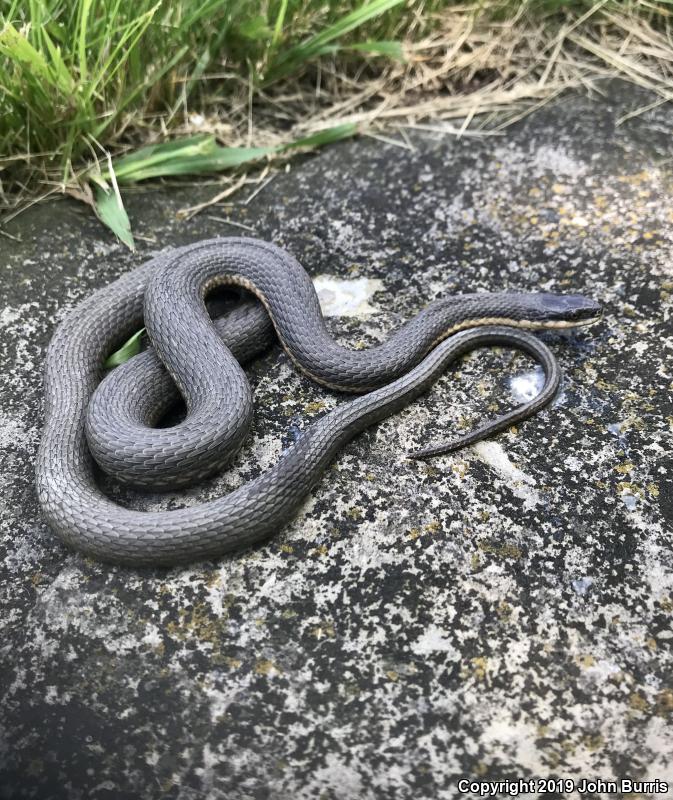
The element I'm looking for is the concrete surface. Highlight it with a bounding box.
[0,83,672,799]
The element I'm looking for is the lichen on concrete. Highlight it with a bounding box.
[0,83,672,799]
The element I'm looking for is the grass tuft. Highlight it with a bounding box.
[2,1,673,243]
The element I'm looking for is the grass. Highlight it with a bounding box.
[0,0,422,179]
[2,0,673,245]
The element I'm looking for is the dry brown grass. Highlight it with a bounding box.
[165,3,673,148]
[152,2,671,218]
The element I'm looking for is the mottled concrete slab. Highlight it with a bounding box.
[1,83,672,799]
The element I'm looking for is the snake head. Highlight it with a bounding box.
[530,293,602,327]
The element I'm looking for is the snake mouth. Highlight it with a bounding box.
[531,314,603,330]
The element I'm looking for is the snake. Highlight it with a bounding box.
[35,237,601,566]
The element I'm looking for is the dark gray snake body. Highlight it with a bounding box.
[36,238,601,565]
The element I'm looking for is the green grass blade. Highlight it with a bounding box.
[0,22,53,84]
[272,0,289,45]
[78,0,92,83]
[106,135,218,181]
[284,122,358,150]
[239,15,273,41]
[346,40,405,60]
[93,158,135,250]
[118,145,279,181]
[92,44,190,138]
[88,123,357,245]
[105,136,278,183]
[105,329,145,368]
[41,29,75,93]
[102,123,357,185]
[308,39,405,60]
[84,4,160,104]
[265,0,405,82]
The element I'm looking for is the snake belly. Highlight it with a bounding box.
[35,237,595,566]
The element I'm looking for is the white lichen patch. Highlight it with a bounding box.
[509,368,545,403]
[313,275,383,317]
[472,440,542,509]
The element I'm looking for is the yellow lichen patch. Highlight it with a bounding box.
[166,604,227,644]
[655,689,673,716]
[608,671,628,687]
[456,415,472,431]
[311,623,335,639]
[576,654,595,669]
[386,670,399,682]
[304,400,326,414]
[659,596,673,613]
[424,520,441,534]
[152,641,165,656]
[205,572,222,588]
[496,601,512,621]
[254,658,280,676]
[582,733,604,752]
[560,738,577,755]
[647,483,660,498]
[629,692,649,712]
[471,553,481,571]
[645,637,657,651]
[451,461,468,479]
[407,527,421,540]
[478,539,523,560]
[471,656,488,682]
[616,170,651,186]
[612,415,645,433]
[280,543,294,554]
[617,481,644,498]
[311,544,329,557]
[346,506,363,520]
[615,462,635,474]
[224,656,242,670]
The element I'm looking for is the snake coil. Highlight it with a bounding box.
[36,237,601,565]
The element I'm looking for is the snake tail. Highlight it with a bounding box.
[407,328,561,459]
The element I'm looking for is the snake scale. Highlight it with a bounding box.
[36,237,601,565]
